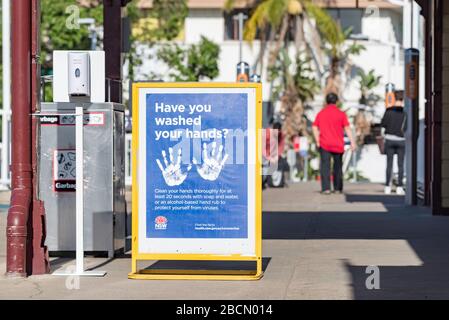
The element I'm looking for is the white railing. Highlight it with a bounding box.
[125,133,132,186]
[1,118,132,188]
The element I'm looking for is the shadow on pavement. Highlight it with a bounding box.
[345,193,404,205]
[263,188,449,299]
[143,258,271,273]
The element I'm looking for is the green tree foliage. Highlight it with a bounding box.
[157,36,220,82]
[40,0,103,71]
[358,69,382,105]
[292,56,321,103]
[126,0,188,83]
[1,0,189,104]
[242,0,293,41]
[268,48,320,143]
[354,70,381,146]
[126,1,143,84]
[149,0,188,41]
[227,0,324,147]
[1,0,102,102]
[269,50,320,103]
[39,0,102,101]
[1,0,103,130]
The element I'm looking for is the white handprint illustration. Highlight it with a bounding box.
[193,142,229,181]
[156,147,191,186]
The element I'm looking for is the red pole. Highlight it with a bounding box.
[6,0,33,277]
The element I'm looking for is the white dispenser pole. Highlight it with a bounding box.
[53,107,106,277]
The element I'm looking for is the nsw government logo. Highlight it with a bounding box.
[155,216,168,230]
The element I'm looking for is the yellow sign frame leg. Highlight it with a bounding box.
[128,256,263,281]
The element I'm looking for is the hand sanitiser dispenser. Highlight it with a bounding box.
[68,52,90,97]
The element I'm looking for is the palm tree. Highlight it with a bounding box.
[282,54,321,146]
[358,69,382,105]
[225,0,325,149]
[305,4,365,97]
[225,0,364,149]
[269,49,320,147]
[354,69,382,146]
[232,0,325,76]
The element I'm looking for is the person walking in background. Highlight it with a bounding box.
[381,90,406,195]
[313,93,356,195]
[262,120,287,188]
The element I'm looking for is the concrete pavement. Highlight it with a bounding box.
[1,182,449,299]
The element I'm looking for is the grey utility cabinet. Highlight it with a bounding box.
[38,102,126,257]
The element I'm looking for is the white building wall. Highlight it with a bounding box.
[184,9,224,44]
[362,9,402,44]
[134,8,403,105]
[346,42,402,102]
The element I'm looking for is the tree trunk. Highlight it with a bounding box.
[294,15,304,54]
[281,87,304,150]
[325,56,341,96]
[268,15,289,69]
[254,26,268,77]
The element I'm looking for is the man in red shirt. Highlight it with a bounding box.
[313,93,356,194]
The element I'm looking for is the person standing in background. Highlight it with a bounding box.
[381,90,406,195]
[313,93,356,195]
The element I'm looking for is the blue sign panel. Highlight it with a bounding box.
[146,93,248,239]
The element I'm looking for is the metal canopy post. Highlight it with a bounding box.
[1,0,11,189]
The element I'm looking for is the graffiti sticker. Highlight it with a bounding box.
[53,149,76,192]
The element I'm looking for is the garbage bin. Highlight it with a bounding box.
[38,102,126,257]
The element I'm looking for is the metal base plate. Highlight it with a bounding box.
[52,269,107,277]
